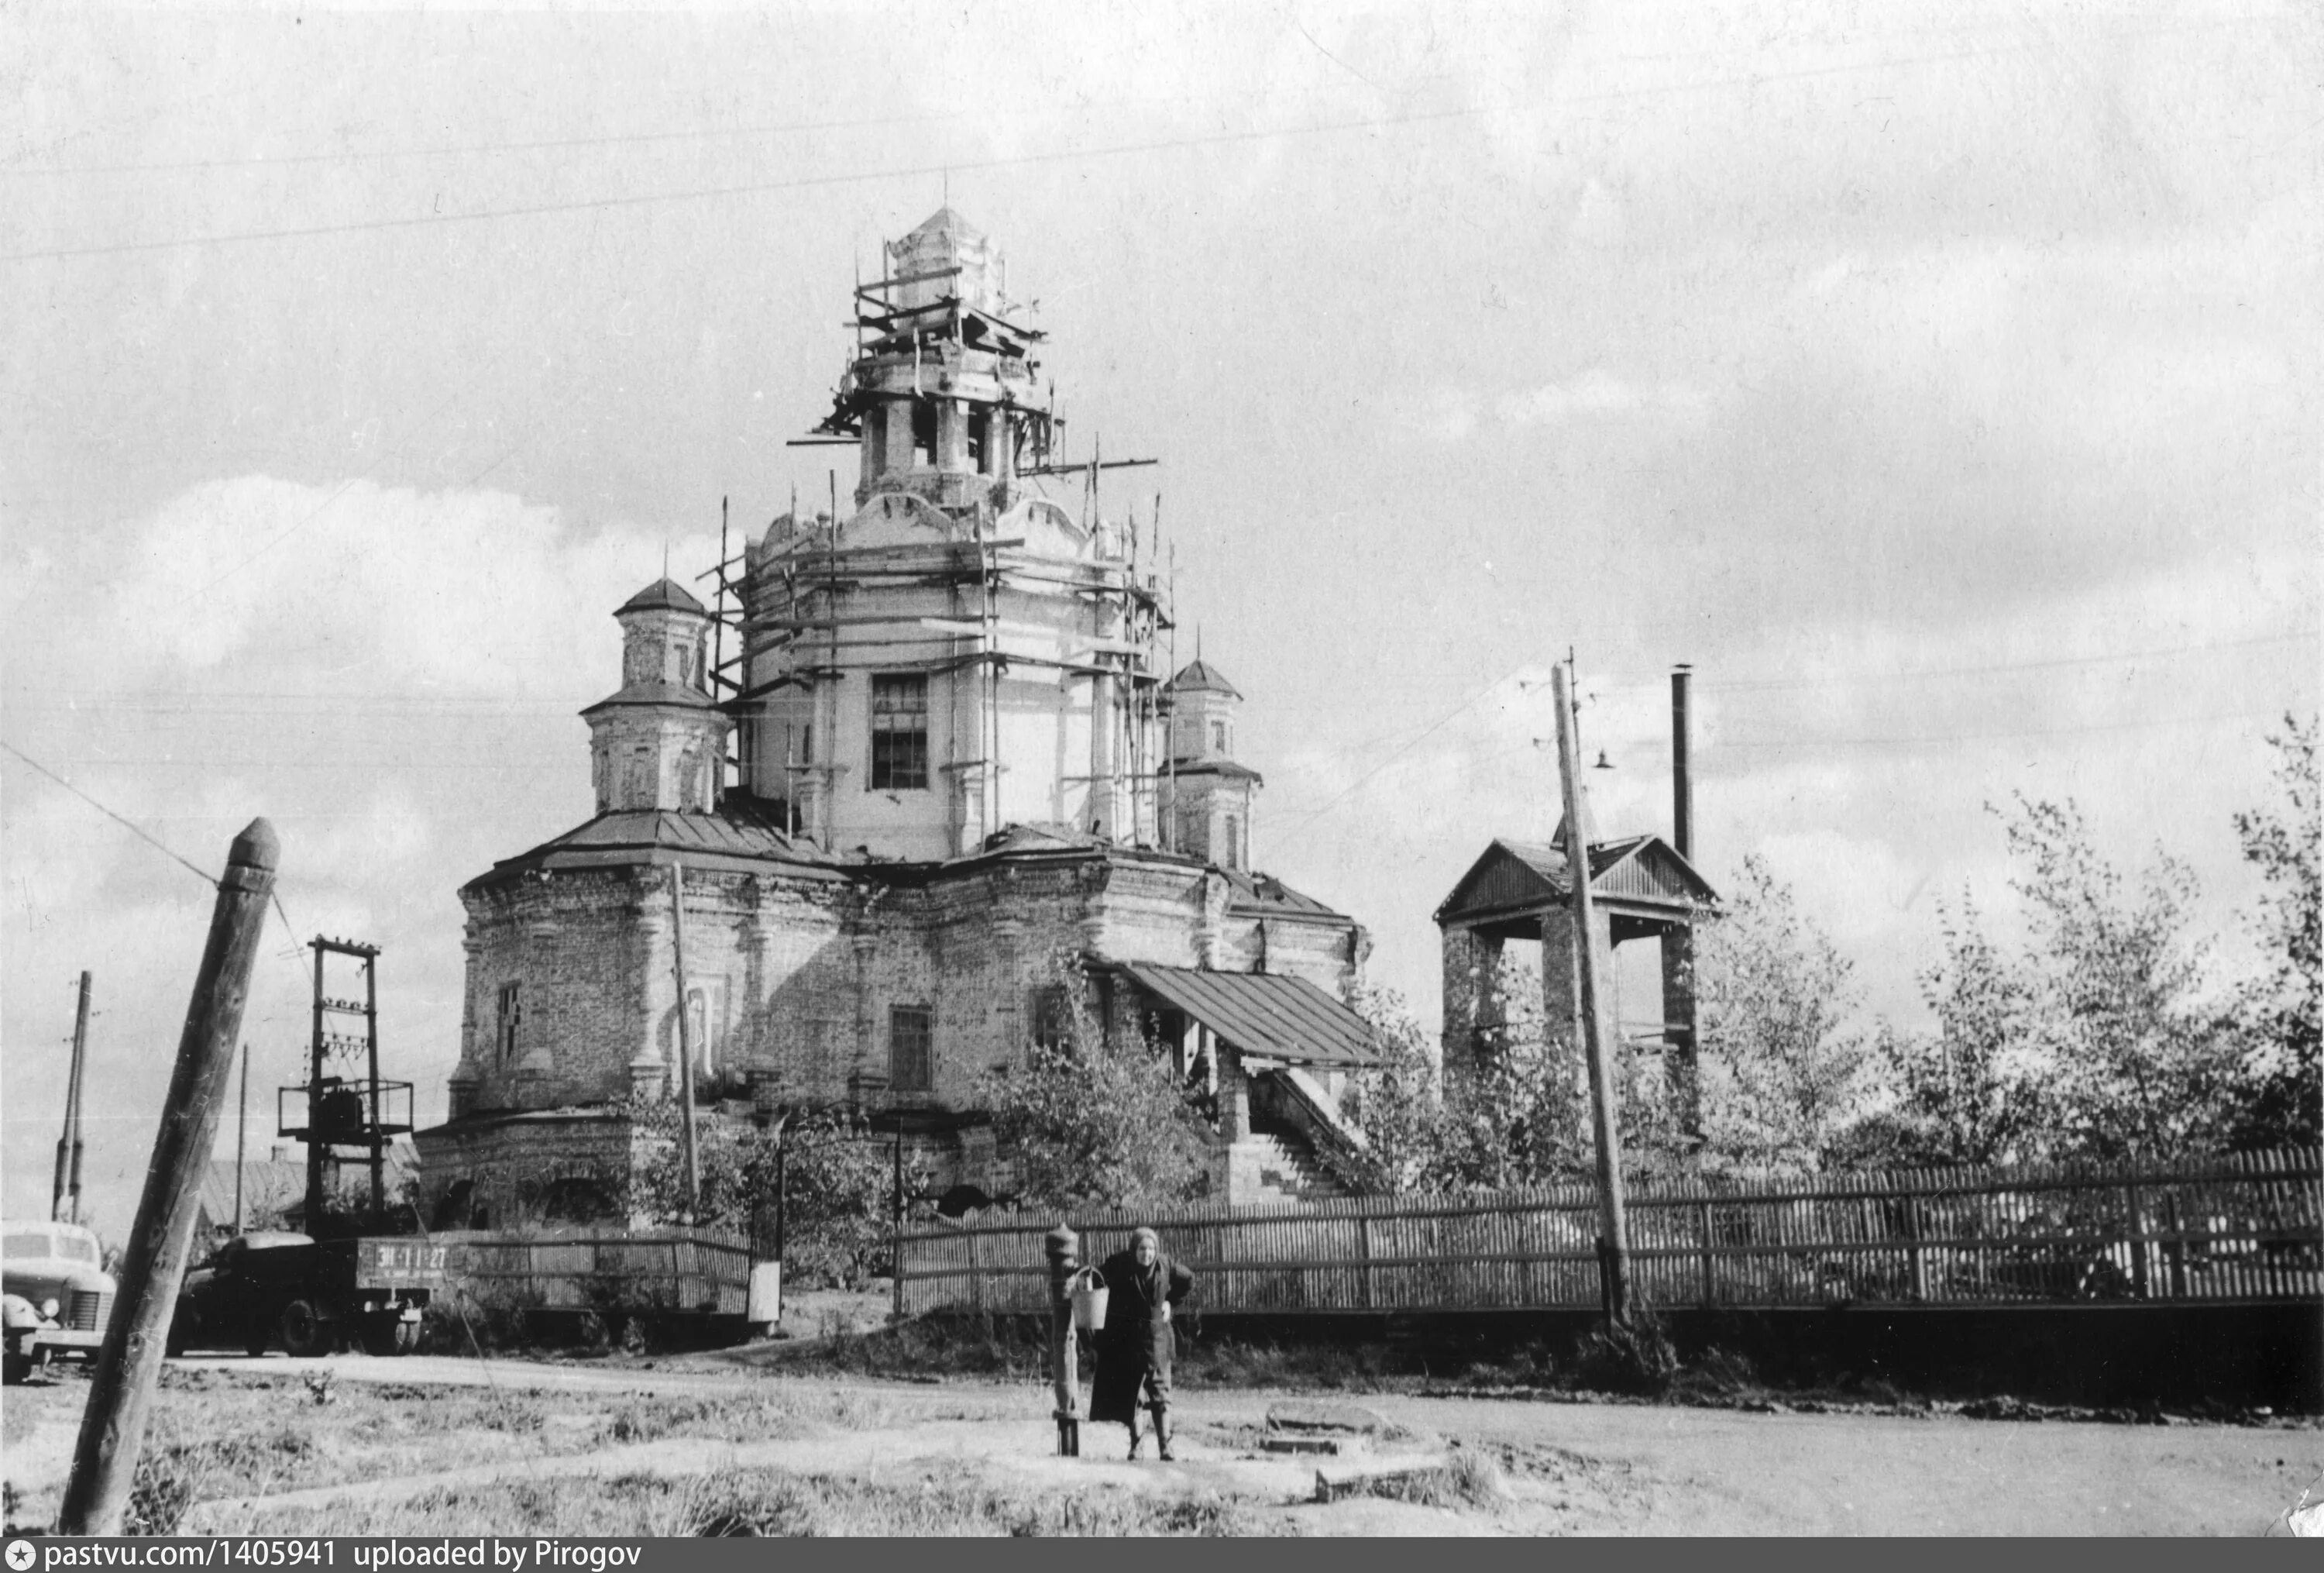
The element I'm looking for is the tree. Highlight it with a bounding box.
[979,948,1213,1212]
[2226,715,2321,1149]
[622,1095,920,1289]
[1693,857,1873,1175]
[1996,796,2240,1161]
[1868,893,2051,1165]
[1336,984,1449,1196]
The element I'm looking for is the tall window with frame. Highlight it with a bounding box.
[495,982,522,1067]
[1030,986,1071,1054]
[889,1004,933,1093]
[870,673,930,790]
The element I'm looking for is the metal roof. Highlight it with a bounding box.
[617,578,707,616]
[462,810,840,893]
[1116,963,1381,1069]
[1165,659,1243,699]
[579,679,719,715]
[1432,835,1717,928]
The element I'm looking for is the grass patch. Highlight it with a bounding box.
[1332,1444,1508,1512]
[209,1468,1297,1537]
[21,1370,883,1534]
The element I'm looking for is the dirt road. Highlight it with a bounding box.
[115,1352,2316,1536]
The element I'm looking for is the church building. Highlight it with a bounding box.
[414,210,1382,1227]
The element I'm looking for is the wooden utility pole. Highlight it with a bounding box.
[1553,663,1631,1325]
[60,819,277,1537]
[668,862,702,1218]
[53,970,91,1224]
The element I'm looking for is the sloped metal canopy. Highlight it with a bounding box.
[1116,963,1382,1068]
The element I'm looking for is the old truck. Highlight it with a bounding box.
[169,1232,447,1358]
[3,1220,118,1382]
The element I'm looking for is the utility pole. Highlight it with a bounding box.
[668,862,702,1219]
[1553,661,1631,1326]
[60,820,277,1537]
[53,970,91,1224]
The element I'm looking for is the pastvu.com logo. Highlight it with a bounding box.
[7,1538,38,1571]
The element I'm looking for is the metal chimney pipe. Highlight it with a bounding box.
[1671,665,1693,861]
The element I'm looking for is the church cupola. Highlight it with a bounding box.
[807,207,1058,511]
[583,577,730,814]
[1160,659,1262,871]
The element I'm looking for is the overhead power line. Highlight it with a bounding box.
[4,21,2237,266]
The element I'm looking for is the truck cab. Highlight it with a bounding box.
[2,1220,118,1382]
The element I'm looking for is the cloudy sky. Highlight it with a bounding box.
[5,2,2315,1234]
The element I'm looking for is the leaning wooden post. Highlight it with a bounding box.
[1045,1223,1081,1457]
[1554,663,1631,1326]
[59,819,278,1537]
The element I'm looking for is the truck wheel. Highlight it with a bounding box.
[279,1299,328,1358]
[2,1346,29,1385]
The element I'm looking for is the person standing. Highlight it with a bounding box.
[1088,1226,1195,1460]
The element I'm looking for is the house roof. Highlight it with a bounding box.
[1432,834,1718,928]
[1166,659,1242,700]
[1116,962,1381,1068]
[617,578,707,616]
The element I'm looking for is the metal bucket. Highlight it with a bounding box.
[1069,1268,1108,1332]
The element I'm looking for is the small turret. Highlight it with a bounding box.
[1160,659,1260,871]
[583,578,729,814]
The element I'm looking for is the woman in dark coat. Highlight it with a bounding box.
[1088,1226,1195,1459]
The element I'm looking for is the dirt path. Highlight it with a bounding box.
[38,1354,2324,1535]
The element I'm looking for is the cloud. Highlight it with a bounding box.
[1495,369,1711,426]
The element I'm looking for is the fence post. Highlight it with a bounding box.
[2125,1182,2150,1300]
[59,820,277,1537]
[1906,1184,1929,1303]
[2163,1192,2187,1299]
[1359,1213,1376,1312]
[1697,1200,1715,1306]
[1044,1224,1081,1457]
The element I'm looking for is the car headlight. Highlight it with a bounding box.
[40,1298,60,1319]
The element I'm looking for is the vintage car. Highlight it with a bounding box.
[1,1220,118,1380]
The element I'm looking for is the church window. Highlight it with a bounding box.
[911,398,937,466]
[1031,986,1071,1053]
[1224,814,1243,871]
[496,982,522,1067]
[889,1004,933,1093]
[870,674,929,790]
[1210,719,1228,753]
[967,408,989,472]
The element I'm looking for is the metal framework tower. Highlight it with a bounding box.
[280,936,411,1233]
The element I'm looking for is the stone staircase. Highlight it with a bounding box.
[1227,1127,1351,1206]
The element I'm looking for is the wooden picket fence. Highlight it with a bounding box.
[896,1148,2322,1317]
[436,1228,753,1320]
